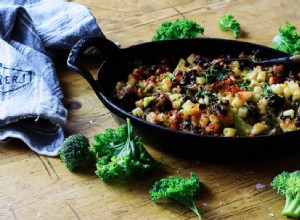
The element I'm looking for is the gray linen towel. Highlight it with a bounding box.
[0,0,105,156]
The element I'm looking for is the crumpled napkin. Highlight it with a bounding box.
[0,0,105,156]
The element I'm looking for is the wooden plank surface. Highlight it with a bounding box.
[1,0,300,219]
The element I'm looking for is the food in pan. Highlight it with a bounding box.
[113,53,300,137]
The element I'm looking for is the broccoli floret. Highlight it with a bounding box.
[270,171,300,218]
[232,111,253,137]
[94,118,160,181]
[219,14,241,38]
[150,172,204,219]
[152,19,204,41]
[59,134,96,172]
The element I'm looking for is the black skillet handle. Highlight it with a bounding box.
[67,37,120,90]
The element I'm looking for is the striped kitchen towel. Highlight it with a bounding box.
[0,0,105,156]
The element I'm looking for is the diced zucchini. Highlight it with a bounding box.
[143,96,156,108]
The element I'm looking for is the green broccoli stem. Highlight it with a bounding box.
[126,118,132,139]
[126,118,135,154]
[171,195,202,219]
[282,195,300,218]
[118,118,141,162]
[117,118,134,159]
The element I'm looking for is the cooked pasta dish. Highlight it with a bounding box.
[113,53,300,137]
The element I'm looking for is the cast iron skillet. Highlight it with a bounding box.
[67,37,300,158]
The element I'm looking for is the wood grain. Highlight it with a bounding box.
[1,0,300,219]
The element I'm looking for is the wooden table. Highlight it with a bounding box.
[1,0,300,219]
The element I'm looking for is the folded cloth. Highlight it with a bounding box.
[0,0,105,156]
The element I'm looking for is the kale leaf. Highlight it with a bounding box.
[273,21,300,55]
